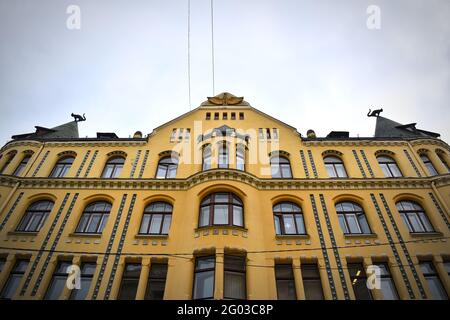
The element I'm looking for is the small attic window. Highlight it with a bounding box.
[223,113,228,120]
[231,112,236,120]
[239,112,244,120]
[206,112,211,120]
[214,113,219,120]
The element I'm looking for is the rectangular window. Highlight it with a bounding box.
[376,263,398,300]
[69,262,96,300]
[419,261,448,300]
[13,156,31,176]
[44,261,72,300]
[239,112,244,120]
[231,112,236,120]
[117,263,142,300]
[193,256,215,299]
[258,128,264,139]
[275,264,296,300]
[301,263,324,300]
[0,259,29,299]
[145,263,168,300]
[266,128,271,139]
[223,113,228,120]
[273,128,279,139]
[224,255,246,299]
[185,128,191,140]
[214,113,219,120]
[347,263,372,300]
[170,129,177,142]
[178,128,184,140]
[206,112,211,120]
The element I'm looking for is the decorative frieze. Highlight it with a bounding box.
[1,170,448,191]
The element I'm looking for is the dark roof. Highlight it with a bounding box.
[11,121,79,140]
[326,131,349,139]
[374,116,440,138]
[96,132,119,139]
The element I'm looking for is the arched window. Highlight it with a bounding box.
[335,202,371,234]
[437,153,450,172]
[199,192,243,227]
[218,143,229,168]
[16,200,54,232]
[377,156,402,177]
[156,157,178,179]
[101,157,124,178]
[420,154,438,176]
[50,156,75,178]
[76,201,112,234]
[396,201,434,233]
[202,145,212,171]
[270,156,292,178]
[139,202,173,235]
[0,152,16,174]
[236,145,245,171]
[324,156,347,178]
[273,202,305,235]
[13,155,31,176]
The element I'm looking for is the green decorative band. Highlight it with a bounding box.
[310,194,338,299]
[91,194,128,299]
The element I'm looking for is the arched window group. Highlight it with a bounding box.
[377,156,402,178]
[324,156,347,178]
[199,192,244,227]
[396,200,434,233]
[102,157,125,178]
[270,156,292,178]
[156,157,178,179]
[12,155,32,177]
[75,201,112,234]
[16,200,54,233]
[335,202,371,234]
[139,202,173,235]
[420,154,438,176]
[13,192,438,241]
[273,202,305,235]
[50,156,75,178]
[201,143,245,171]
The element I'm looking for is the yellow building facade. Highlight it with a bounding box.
[0,92,449,300]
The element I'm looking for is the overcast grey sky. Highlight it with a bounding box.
[0,0,449,144]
